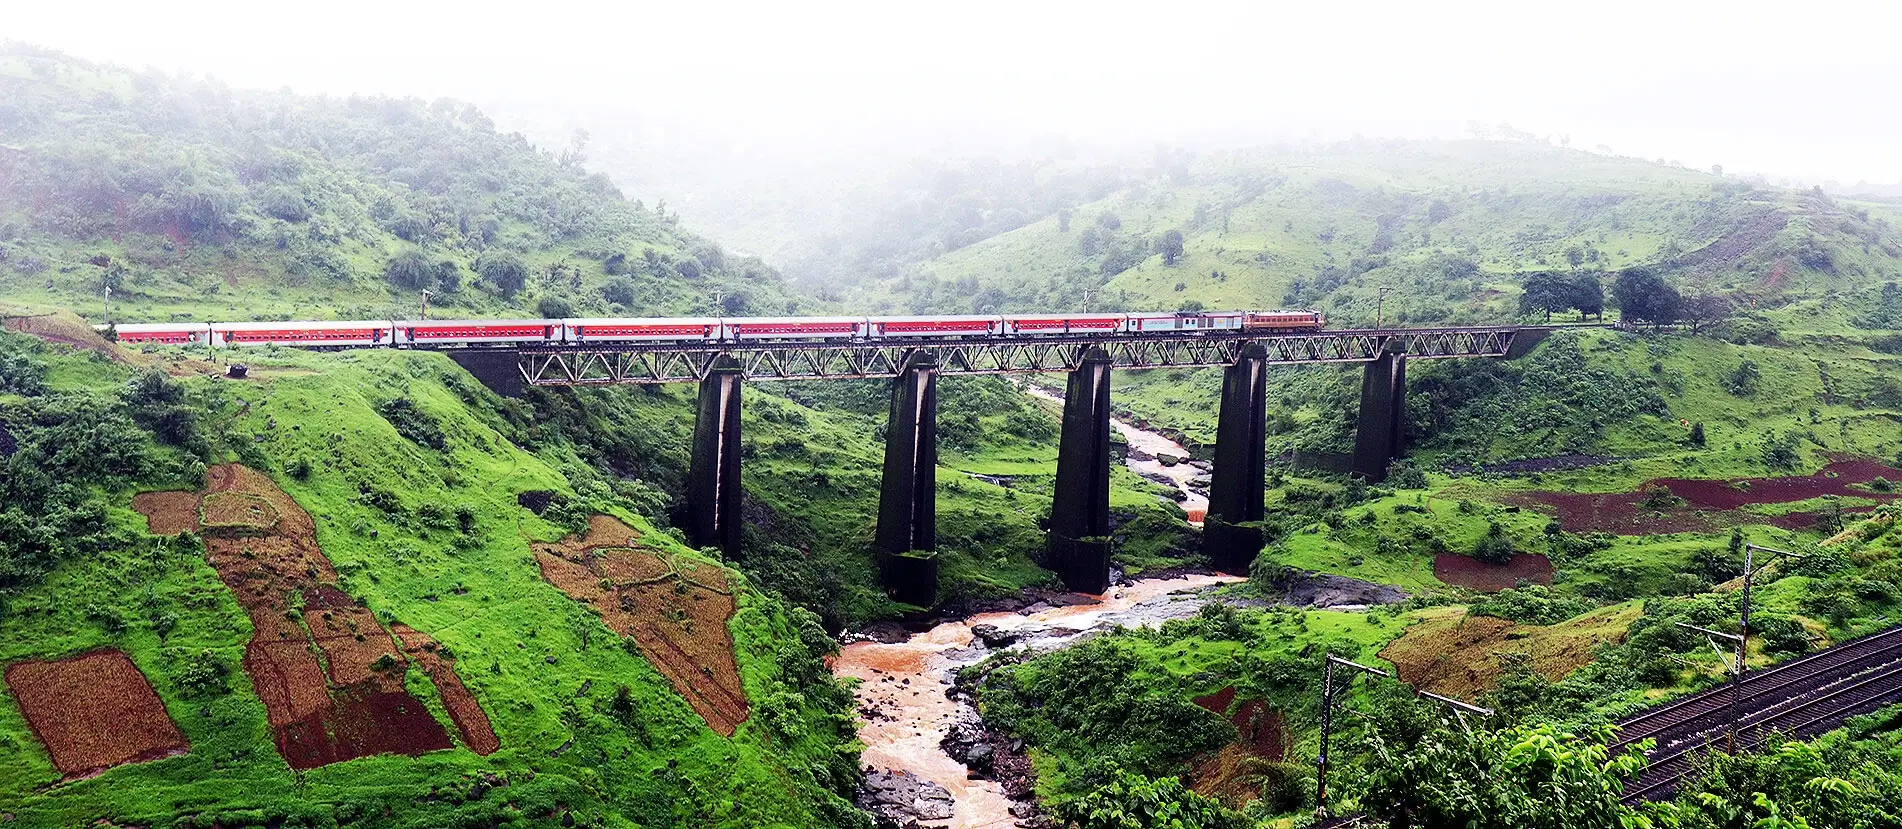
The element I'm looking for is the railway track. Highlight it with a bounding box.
[1616,625,1902,803]
[1612,624,1902,753]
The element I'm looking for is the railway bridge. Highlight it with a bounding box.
[446,325,1555,604]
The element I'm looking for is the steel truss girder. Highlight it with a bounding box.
[513,328,1526,386]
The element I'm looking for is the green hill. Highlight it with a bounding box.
[0,44,796,324]
[836,140,1902,326]
[0,335,864,828]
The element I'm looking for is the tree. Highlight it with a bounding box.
[384,250,437,291]
[536,295,573,318]
[1052,772,1247,829]
[1612,267,1681,324]
[1157,230,1185,266]
[1519,272,1571,320]
[476,251,528,299]
[1571,272,1604,320]
[1690,421,1707,447]
[675,257,703,280]
[1358,722,1647,829]
[601,278,637,307]
[1679,293,1732,333]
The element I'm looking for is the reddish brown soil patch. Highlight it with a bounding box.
[132,464,481,769]
[1514,458,1902,535]
[1433,553,1555,592]
[534,516,749,736]
[1189,687,1290,805]
[3,649,188,779]
[132,490,200,536]
[392,624,500,756]
[199,491,278,529]
[1379,605,1640,699]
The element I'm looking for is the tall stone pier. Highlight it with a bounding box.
[686,360,744,558]
[1204,344,1269,574]
[445,350,524,398]
[874,354,940,606]
[1350,347,1407,483]
[1047,348,1114,594]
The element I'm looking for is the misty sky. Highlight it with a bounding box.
[10,0,1902,184]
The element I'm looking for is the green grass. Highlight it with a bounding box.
[0,347,862,829]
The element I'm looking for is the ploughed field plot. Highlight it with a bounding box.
[1432,552,1555,591]
[533,515,749,736]
[1515,457,1902,535]
[1379,604,1641,699]
[391,624,500,756]
[133,464,495,768]
[3,649,189,779]
[1188,686,1290,807]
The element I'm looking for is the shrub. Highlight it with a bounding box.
[536,295,574,318]
[475,251,529,298]
[601,277,637,307]
[1052,771,1247,829]
[174,648,232,698]
[376,397,446,450]
[1474,521,1516,564]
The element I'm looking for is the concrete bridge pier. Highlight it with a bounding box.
[686,359,745,559]
[1047,348,1114,594]
[445,350,524,398]
[1351,346,1408,483]
[874,353,940,606]
[1204,344,1270,575]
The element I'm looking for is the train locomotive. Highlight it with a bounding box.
[105,309,1326,350]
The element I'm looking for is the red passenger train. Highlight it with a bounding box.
[103,310,1326,350]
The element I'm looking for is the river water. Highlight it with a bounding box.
[833,573,1243,828]
[1020,383,1210,524]
[833,395,1235,827]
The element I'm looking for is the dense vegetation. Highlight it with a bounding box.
[0,334,866,828]
[10,39,1902,829]
[0,44,796,323]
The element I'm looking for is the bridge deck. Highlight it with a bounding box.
[510,325,1565,385]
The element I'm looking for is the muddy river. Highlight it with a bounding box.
[834,389,1236,827]
[1020,383,1210,524]
[833,573,1243,828]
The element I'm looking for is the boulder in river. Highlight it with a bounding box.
[970,624,1021,649]
[859,769,955,826]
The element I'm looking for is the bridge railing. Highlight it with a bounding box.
[514,327,1535,385]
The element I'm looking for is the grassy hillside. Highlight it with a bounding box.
[840,140,1902,326]
[0,44,796,324]
[507,373,1197,627]
[0,333,864,828]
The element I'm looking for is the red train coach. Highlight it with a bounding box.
[110,323,212,345]
[393,320,557,346]
[212,321,391,348]
[868,316,1002,338]
[1001,313,1126,336]
[564,318,720,343]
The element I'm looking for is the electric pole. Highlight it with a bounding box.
[1675,621,1746,753]
[1374,285,1394,329]
[420,290,434,321]
[103,285,112,323]
[1316,653,1390,816]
